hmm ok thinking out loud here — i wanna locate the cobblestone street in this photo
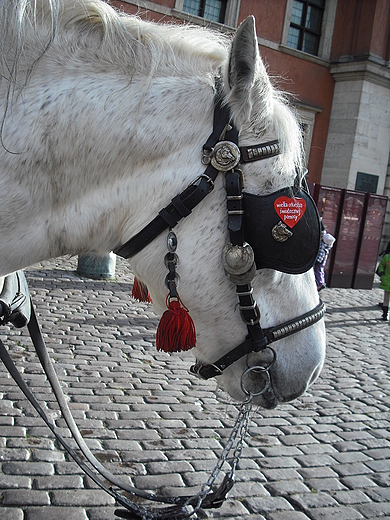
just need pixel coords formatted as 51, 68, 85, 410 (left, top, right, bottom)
0, 257, 389, 520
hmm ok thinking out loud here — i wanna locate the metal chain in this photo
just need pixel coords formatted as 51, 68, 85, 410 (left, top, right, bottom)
185, 396, 253, 517
230, 397, 253, 473
113, 397, 254, 520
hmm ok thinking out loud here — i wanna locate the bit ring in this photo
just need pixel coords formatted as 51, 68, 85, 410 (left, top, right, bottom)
240, 365, 271, 397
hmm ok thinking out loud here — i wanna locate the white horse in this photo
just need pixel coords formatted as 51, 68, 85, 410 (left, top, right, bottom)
0, 0, 325, 408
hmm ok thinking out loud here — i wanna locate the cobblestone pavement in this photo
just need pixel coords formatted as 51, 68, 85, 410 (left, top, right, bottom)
0, 257, 389, 520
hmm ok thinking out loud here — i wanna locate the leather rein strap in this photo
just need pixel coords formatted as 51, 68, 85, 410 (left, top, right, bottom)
0, 275, 238, 519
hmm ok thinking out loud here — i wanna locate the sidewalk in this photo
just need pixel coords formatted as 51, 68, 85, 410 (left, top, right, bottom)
0, 257, 389, 520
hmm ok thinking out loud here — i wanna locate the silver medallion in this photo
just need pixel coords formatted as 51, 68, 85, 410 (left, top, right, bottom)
222, 242, 255, 275
210, 141, 240, 171
166, 231, 177, 252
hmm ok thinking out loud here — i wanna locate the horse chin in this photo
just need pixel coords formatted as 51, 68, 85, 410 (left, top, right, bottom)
219, 377, 279, 409
218, 356, 324, 409
252, 386, 279, 409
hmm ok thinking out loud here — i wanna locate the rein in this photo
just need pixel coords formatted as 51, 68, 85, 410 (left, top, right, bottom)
0, 272, 252, 519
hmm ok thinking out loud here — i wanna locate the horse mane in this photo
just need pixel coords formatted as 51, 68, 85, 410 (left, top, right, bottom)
0, 0, 230, 84
0, 0, 303, 175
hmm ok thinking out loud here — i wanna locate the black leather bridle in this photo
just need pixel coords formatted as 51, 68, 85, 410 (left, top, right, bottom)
114, 92, 325, 390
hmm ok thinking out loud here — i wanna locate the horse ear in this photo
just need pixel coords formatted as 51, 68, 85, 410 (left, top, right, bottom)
228, 16, 259, 95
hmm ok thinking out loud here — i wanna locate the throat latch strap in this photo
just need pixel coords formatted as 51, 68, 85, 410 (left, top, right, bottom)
114, 94, 281, 260
114, 165, 218, 259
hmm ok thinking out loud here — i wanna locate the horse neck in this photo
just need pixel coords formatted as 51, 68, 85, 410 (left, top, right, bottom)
0, 68, 216, 275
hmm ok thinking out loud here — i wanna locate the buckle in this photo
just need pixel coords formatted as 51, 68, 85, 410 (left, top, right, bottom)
192, 173, 215, 190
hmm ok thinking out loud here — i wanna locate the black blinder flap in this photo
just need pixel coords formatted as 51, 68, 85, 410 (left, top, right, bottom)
243, 187, 321, 274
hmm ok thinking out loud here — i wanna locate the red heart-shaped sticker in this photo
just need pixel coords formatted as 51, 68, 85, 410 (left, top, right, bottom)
274, 196, 306, 228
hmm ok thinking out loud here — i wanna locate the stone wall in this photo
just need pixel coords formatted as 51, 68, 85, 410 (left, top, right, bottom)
322, 60, 390, 193
321, 59, 390, 250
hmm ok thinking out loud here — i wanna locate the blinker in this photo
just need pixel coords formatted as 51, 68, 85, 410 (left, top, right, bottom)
243, 186, 321, 275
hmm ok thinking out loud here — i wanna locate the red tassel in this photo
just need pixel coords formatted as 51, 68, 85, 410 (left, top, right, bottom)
132, 277, 152, 303
156, 296, 196, 353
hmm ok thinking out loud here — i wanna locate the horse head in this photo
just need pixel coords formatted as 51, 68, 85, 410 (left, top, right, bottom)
125, 16, 326, 408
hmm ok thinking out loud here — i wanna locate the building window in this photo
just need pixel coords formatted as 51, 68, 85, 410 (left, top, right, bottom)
182, 0, 227, 24
287, 0, 325, 56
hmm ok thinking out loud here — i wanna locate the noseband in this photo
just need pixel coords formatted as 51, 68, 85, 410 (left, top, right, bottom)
114, 92, 325, 393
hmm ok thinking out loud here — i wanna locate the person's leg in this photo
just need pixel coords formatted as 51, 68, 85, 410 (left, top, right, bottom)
318, 264, 326, 290
382, 291, 390, 320
314, 263, 322, 290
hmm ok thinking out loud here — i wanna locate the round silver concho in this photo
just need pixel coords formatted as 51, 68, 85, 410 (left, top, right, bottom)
166, 231, 178, 252
222, 242, 255, 276
210, 141, 240, 172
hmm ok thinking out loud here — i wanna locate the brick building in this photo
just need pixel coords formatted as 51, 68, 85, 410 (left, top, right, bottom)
111, 0, 390, 242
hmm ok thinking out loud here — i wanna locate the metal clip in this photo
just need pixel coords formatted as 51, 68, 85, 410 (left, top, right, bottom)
219, 123, 233, 141
201, 148, 212, 165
